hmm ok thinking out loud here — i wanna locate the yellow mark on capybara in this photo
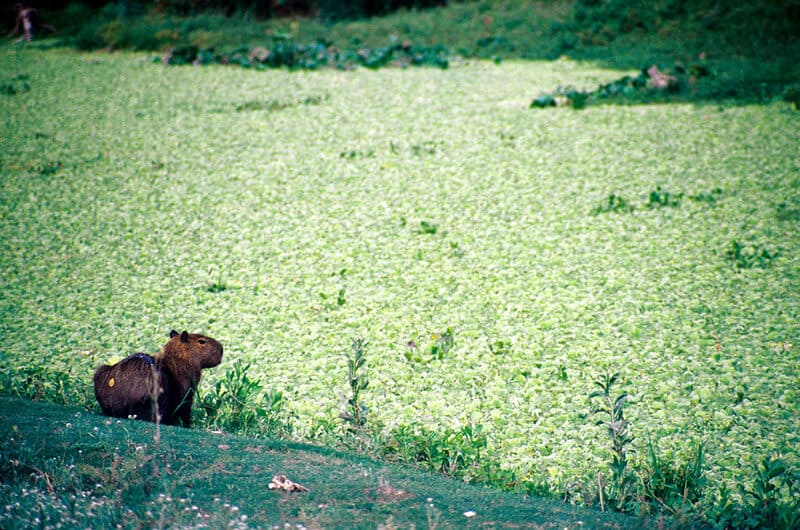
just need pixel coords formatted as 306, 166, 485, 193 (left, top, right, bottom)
108, 378, 115, 388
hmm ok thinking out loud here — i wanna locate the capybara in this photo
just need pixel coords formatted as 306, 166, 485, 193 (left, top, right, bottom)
93, 330, 223, 426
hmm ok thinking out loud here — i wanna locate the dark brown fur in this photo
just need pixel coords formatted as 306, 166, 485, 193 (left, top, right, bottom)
93, 330, 223, 426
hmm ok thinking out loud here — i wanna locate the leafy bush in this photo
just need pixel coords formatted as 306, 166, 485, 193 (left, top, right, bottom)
737, 454, 800, 530
157, 39, 450, 70
74, 20, 110, 50
0, 363, 88, 407
640, 439, 706, 519
531, 63, 712, 109
195, 360, 293, 437
381, 423, 489, 479
707, 454, 800, 529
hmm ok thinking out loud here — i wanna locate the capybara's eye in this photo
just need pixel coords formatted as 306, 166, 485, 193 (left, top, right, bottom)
198, 339, 206, 344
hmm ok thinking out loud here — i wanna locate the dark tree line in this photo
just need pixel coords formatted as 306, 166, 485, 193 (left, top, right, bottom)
2, 0, 448, 20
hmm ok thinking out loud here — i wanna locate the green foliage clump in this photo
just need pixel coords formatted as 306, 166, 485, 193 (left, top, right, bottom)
0, 74, 30, 96
776, 198, 800, 221
75, 15, 179, 51
530, 94, 556, 108
640, 439, 706, 520
592, 193, 634, 214
157, 39, 449, 70
488, 338, 512, 356
531, 63, 713, 109
593, 188, 724, 214
737, 454, 800, 530
725, 240, 778, 270
688, 188, 723, 205
706, 453, 800, 530
195, 360, 293, 437
585, 375, 710, 521
382, 423, 489, 478
427, 327, 454, 359
0, 363, 88, 407
646, 187, 683, 209
417, 220, 439, 234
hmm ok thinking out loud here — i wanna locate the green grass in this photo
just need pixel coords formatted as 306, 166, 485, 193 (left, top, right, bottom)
0, 26, 799, 525
0, 395, 644, 528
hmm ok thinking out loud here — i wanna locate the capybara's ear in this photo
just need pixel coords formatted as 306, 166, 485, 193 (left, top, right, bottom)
170, 330, 179, 338
180, 331, 189, 343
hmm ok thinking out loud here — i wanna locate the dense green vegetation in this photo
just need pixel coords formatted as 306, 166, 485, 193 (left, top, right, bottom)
2, 0, 799, 527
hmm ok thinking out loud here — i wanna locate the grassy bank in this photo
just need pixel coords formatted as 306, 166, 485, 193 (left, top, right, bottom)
0, 396, 646, 528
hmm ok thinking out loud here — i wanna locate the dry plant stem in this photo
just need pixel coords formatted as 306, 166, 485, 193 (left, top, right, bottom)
597, 473, 605, 512
151, 364, 161, 445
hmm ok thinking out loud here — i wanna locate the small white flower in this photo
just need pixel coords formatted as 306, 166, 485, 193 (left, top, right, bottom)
463, 511, 477, 518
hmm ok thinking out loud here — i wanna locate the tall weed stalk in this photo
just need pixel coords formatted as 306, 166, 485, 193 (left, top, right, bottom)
340, 338, 369, 431
589, 372, 637, 512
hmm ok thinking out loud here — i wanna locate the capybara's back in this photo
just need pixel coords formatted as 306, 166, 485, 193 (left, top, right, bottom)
93, 353, 159, 422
